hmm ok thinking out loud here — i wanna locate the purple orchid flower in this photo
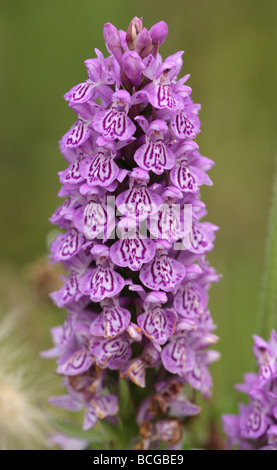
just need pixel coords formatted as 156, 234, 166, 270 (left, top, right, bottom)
45, 17, 219, 450
134, 119, 176, 175
222, 330, 277, 449
92, 90, 136, 141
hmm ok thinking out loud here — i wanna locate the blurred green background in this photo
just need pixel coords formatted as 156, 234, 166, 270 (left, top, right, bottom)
0, 0, 277, 446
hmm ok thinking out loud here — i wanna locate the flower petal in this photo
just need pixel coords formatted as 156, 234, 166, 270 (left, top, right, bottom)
171, 110, 200, 139
137, 306, 176, 344
110, 237, 156, 271
57, 349, 93, 376
92, 395, 119, 418
134, 142, 175, 175
79, 266, 125, 302
161, 336, 195, 376
90, 305, 131, 338
80, 153, 119, 187
83, 404, 98, 430
60, 119, 90, 149
139, 252, 185, 292
90, 336, 132, 369
64, 81, 94, 104
50, 228, 84, 262
92, 109, 136, 141
49, 395, 83, 412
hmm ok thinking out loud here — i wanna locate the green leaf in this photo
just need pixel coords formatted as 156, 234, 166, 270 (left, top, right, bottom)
116, 378, 139, 449
118, 377, 135, 422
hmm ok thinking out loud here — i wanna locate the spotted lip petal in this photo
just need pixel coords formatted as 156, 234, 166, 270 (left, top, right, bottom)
59, 157, 85, 185
92, 394, 119, 418
92, 98, 136, 141
185, 352, 213, 399
240, 403, 269, 440
64, 80, 95, 104
120, 358, 146, 387
110, 237, 156, 271
170, 159, 199, 193
74, 201, 115, 242
50, 228, 84, 262
79, 266, 125, 302
149, 203, 183, 243
161, 336, 195, 376
116, 184, 162, 222
184, 221, 215, 254
134, 141, 175, 175
80, 152, 119, 187
90, 305, 131, 338
171, 110, 201, 140
57, 349, 93, 376
148, 83, 184, 111
60, 119, 90, 149
90, 335, 132, 370
174, 282, 208, 319
64, 57, 103, 106
49, 197, 78, 227
85, 202, 115, 242
50, 272, 80, 308
137, 306, 176, 345
139, 252, 186, 292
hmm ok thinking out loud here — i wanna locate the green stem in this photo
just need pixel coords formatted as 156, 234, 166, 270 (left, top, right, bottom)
257, 156, 277, 338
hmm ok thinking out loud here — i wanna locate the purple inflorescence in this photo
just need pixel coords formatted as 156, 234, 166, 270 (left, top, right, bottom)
43, 17, 219, 448
222, 330, 277, 450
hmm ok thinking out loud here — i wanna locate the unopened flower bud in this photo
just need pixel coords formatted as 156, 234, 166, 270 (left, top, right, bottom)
134, 28, 152, 59
149, 21, 168, 46
122, 51, 146, 87
103, 22, 122, 65
126, 16, 143, 50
